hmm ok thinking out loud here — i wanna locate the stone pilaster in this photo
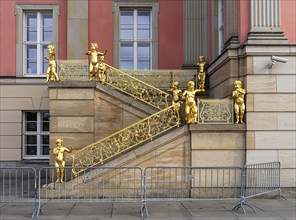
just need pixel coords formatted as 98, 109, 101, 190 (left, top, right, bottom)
247, 0, 288, 44
183, 0, 201, 68
67, 0, 88, 59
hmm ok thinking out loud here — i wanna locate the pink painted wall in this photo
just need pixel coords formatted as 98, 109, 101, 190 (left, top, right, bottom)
158, 0, 183, 69
0, 0, 67, 77
281, 0, 296, 43
238, 0, 250, 45
0, 1, 16, 76
88, 0, 113, 65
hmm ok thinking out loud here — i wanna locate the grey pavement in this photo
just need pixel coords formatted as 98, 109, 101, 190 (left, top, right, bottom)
0, 198, 295, 220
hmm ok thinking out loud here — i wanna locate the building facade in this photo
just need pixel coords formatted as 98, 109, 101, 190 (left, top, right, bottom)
0, 0, 295, 190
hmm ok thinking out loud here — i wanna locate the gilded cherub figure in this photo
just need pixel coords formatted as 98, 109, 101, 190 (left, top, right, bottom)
183, 81, 199, 124
167, 81, 182, 119
194, 55, 207, 92
44, 45, 60, 82
53, 138, 73, 183
232, 80, 246, 124
85, 43, 108, 83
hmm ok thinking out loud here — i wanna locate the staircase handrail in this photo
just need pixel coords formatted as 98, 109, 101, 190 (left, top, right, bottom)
68, 104, 180, 176
104, 64, 170, 110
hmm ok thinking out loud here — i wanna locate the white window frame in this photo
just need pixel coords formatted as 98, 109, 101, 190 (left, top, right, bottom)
120, 9, 152, 70
23, 11, 53, 77
15, 4, 59, 78
23, 111, 50, 159
113, 0, 159, 69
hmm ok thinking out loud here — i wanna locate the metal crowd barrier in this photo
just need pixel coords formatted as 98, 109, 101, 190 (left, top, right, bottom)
233, 161, 288, 213
143, 166, 243, 217
0, 167, 38, 217
0, 162, 286, 218
37, 166, 143, 218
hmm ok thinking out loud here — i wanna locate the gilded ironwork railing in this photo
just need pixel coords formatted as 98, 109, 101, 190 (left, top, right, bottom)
198, 99, 233, 124
58, 60, 89, 81
68, 105, 180, 177
122, 70, 197, 89
104, 64, 170, 110
57, 60, 197, 88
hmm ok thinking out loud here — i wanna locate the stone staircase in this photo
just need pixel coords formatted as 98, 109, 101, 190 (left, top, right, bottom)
59, 65, 185, 176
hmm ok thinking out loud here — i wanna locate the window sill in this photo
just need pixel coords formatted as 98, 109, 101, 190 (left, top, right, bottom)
22, 159, 49, 164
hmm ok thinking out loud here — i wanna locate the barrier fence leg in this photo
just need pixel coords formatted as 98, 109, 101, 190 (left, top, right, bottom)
141, 199, 148, 218
32, 173, 38, 218
233, 196, 256, 214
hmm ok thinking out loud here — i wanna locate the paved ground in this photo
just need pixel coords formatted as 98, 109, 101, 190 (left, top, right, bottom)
0, 198, 295, 219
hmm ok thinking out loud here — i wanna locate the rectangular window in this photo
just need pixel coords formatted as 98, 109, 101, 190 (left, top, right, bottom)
120, 9, 151, 70
23, 111, 50, 159
23, 12, 53, 76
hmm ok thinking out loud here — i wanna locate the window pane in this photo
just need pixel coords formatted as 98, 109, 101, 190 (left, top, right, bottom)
26, 122, 37, 131
138, 11, 150, 39
120, 43, 133, 58
42, 13, 52, 27
26, 146, 37, 156
138, 11, 150, 24
121, 61, 134, 70
138, 44, 150, 59
138, 61, 150, 70
138, 44, 150, 70
27, 45, 37, 59
25, 135, 37, 155
26, 135, 37, 145
25, 112, 37, 121
42, 28, 53, 41
26, 13, 37, 41
26, 13, 37, 27
41, 135, 49, 155
120, 11, 133, 39
121, 11, 133, 24
27, 60, 37, 74
120, 43, 134, 69
27, 27, 37, 41
138, 29, 150, 39
26, 45, 37, 74
25, 112, 37, 131
42, 13, 53, 42
42, 45, 49, 74
41, 112, 49, 131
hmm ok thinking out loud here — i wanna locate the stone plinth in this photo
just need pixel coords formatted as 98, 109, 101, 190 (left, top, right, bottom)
189, 124, 246, 167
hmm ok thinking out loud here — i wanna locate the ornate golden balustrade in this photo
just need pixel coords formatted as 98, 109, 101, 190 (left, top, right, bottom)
198, 99, 233, 124
57, 60, 197, 88
58, 60, 89, 81
104, 64, 170, 110
122, 69, 197, 89
68, 105, 180, 177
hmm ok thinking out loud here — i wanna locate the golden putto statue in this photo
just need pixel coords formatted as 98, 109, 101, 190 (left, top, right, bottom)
194, 55, 207, 92
86, 42, 108, 83
183, 81, 199, 124
167, 81, 182, 119
53, 138, 73, 183
232, 80, 246, 123
44, 44, 60, 82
